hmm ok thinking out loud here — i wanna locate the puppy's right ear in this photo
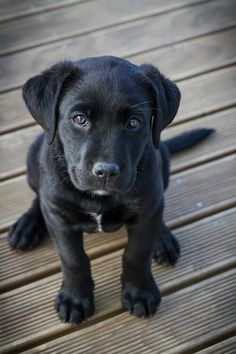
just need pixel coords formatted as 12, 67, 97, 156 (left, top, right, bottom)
139, 64, 181, 149
22, 61, 76, 144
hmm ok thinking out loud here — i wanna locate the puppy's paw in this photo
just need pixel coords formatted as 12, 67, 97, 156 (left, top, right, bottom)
8, 212, 45, 251
55, 289, 94, 325
154, 226, 180, 266
122, 281, 161, 318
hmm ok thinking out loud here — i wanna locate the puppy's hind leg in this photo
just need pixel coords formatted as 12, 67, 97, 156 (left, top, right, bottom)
8, 197, 46, 250
153, 222, 180, 266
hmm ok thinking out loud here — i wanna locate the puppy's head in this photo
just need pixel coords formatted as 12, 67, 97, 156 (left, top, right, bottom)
23, 56, 180, 195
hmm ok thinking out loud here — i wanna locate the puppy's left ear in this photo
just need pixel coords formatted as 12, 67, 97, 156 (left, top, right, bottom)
140, 64, 181, 148
22, 61, 76, 144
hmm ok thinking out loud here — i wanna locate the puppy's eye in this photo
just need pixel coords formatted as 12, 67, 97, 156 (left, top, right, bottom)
72, 113, 88, 127
127, 117, 142, 130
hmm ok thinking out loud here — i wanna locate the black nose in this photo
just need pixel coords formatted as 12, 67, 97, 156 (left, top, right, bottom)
93, 162, 120, 178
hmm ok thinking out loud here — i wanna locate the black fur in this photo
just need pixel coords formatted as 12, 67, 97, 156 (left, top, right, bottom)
8, 56, 212, 324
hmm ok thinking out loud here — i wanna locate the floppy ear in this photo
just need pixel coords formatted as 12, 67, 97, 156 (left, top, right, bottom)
140, 64, 181, 148
22, 61, 75, 144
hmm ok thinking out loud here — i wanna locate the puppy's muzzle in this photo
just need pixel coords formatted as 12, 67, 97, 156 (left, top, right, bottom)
92, 162, 120, 179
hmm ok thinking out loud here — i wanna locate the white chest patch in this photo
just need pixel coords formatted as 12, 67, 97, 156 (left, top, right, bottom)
89, 213, 103, 232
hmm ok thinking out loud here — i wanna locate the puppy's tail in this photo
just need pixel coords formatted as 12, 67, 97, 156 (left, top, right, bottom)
164, 128, 215, 155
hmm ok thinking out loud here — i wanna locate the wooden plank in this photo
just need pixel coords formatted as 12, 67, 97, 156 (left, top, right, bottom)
163, 107, 236, 172
0, 155, 235, 231
0, 1, 235, 352
1, 104, 236, 181
164, 155, 236, 227
0, 228, 127, 293
1, 29, 236, 134
0, 176, 34, 231
0, 125, 41, 180
132, 27, 236, 80
1, 0, 236, 92
0, 89, 33, 133
1, 259, 235, 353
0, 0, 205, 55
0, 0, 86, 22
22, 270, 236, 354
176, 66, 236, 123
196, 336, 236, 354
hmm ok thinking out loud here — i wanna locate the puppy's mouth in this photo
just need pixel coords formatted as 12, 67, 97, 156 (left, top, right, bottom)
70, 166, 135, 195
89, 189, 112, 196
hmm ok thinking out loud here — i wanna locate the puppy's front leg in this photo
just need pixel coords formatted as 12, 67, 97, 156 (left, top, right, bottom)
122, 209, 162, 318
41, 203, 94, 325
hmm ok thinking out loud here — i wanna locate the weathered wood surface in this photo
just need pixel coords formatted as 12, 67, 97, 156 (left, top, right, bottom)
1, 0, 236, 92
0, 0, 86, 22
1, 28, 236, 133
13, 270, 236, 354
197, 337, 236, 354
0, 0, 205, 55
0, 0, 235, 353
1, 210, 235, 353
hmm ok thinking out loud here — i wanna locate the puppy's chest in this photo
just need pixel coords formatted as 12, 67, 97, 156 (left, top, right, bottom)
84, 209, 126, 233
54, 195, 137, 233
88, 212, 103, 233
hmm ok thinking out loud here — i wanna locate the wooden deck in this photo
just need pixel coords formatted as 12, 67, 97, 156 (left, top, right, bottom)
0, 0, 236, 353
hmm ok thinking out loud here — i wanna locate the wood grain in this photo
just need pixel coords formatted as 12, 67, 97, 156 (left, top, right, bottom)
1, 1, 235, 352
164, 106, 236, 172
1, 0, 236, 92
176, 66, 236, 123
1, 266, 235, 353
0, 228, 127, 293
1, 29, 236, 134
132, 27, 236, 80
165, 155, 236, 227
0, 125, 41, 180
0, 0, 205, 55
0, 89, 33, 133
196, 336, 236, 354
0, 0, 86, 22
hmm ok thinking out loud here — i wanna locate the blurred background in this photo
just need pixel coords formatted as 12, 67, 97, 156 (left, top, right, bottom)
0, 0, 236, 353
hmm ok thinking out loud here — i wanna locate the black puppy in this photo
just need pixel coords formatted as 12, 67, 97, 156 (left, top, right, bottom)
8, 56, 213, 324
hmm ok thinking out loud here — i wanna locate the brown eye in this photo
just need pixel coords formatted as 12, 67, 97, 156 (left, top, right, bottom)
72, 113, 88, 127
127, 117, 141, 130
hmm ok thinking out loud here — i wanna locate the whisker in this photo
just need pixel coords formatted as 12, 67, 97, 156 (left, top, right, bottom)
130, 100, 154, 108
132, 107, 161, 114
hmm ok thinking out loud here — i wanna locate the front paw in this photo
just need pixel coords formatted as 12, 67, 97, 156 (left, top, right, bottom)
55, 288, 94, 325
122, 280, 161, 318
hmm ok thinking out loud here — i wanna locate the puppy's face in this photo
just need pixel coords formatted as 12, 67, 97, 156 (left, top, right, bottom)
22, 56, 180, 195
58, 62, 152, 195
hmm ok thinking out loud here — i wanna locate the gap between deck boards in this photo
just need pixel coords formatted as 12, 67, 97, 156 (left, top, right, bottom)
0, 0, 214, 56
1, 26, 236, 134
1, 268, 235, 354
1, 1, 235, 353
0, 0, 90, 23
1, 0, 236, 93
